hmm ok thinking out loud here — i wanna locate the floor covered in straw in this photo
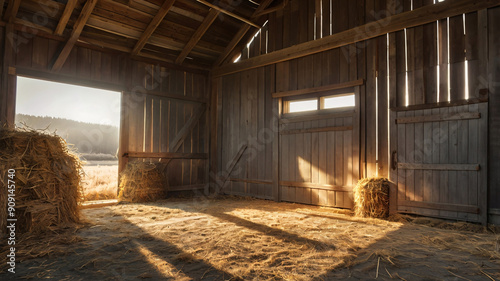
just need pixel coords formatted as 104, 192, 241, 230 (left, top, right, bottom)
2, 197, 499, 280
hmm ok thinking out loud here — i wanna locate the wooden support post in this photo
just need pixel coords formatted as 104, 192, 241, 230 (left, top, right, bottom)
51, 0, 97, 72
132, 0, 176, 56
54, 0, 77, 36
176, 8, 219, 65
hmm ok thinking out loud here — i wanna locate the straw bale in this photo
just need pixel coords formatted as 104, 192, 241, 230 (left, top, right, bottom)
353, 177, 390, 218
0, 128, 83, 235
118, 161, 167, 202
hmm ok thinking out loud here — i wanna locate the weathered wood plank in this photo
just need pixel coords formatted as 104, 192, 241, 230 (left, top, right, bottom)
398, 200, 480, 214
220, 144, 248, 192
132, 0, 175, 55
280, 125, 352, 135
54, 0, 77, 36
3, 0, 20, 22
176, 8, 219, 65
125, 152, 208, 159
405, 111, 415, 201
391, 95, 488, 111
449, 15, 465, 102
229, 178, 272, 185
272, 79, 363, 98
278, 181, 353, 192
51, 0, 98, 71
396, 112, 480, 123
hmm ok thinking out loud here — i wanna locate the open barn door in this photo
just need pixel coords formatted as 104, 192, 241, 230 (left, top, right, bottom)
391, 102, 488, 224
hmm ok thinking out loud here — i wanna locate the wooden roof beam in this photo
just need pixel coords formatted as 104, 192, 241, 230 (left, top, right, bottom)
51, 0, 98, 72
3, 0, 21, 22
252, 0, 288, 18
54, 0, 77, 36
0, 0, 5, 19
195, 0, 260, 28
131, 0, 176, 56
213, 0, 500, 77
213, 0, 274, 67
175, 8, 219, 65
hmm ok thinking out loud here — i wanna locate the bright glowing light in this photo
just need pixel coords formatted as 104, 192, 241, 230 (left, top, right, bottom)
323, 94, 355, 109
16, 76, 121, 127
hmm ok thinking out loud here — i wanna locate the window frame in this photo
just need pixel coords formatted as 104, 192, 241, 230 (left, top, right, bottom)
283, 90, 356, 116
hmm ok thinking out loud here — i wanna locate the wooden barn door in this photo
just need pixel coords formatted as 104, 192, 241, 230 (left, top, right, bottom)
392, 102, 488, 224
278, 89, 360, 208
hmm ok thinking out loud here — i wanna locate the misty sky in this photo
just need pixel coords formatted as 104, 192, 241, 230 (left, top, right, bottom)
16, 77, 121, 127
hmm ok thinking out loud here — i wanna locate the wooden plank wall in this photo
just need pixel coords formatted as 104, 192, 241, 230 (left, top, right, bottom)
13, 32, 128, 88
1, 30, 210, 191
218, 66, 274, 199
488, 6, 500, 223
124, 65, 208, 189
0, 25, 5, 125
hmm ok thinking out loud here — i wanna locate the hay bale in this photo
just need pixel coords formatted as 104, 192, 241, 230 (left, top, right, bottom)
353, 177, 390, 218
0, 129, 83, 235
118, 161, 167, 202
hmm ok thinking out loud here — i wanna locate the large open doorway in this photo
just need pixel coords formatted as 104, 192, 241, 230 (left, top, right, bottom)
15, 76, 122, 202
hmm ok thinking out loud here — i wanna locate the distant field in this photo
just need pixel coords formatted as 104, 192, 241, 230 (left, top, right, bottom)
82, 164, 118, 201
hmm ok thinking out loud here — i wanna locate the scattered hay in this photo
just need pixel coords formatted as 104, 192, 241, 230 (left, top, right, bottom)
118, 161, 167, 202
353, 177, 390, 219
0, 128, 83, 235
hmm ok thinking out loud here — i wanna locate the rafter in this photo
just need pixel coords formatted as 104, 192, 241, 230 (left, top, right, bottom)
3, 0, 21, 22
195, 0, 260, 28
252, 0, 288, 18
213, 0, 500, 77
54, 0, 77, 36
132, 0, 176, 56
175, 8, 219, 65
51, 0, 98, 72
213, 0, 274, 66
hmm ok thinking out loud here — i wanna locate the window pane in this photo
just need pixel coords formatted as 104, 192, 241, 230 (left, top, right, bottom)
289, 99, 318, 113
323, 94, 355, 109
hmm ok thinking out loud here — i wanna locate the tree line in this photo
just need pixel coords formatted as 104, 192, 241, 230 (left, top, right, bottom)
16, 114, 119, 156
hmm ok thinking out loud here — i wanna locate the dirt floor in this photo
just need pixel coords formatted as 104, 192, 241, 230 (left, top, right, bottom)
1, 197, 499, 280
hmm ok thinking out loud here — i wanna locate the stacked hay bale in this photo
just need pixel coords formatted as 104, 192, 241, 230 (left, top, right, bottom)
118, 161, 167, 202
353, 177, 390, 219
0, 129, 83, 234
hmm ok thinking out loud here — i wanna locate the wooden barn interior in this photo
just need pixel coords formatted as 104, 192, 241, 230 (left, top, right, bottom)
1, 0, 500, 279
